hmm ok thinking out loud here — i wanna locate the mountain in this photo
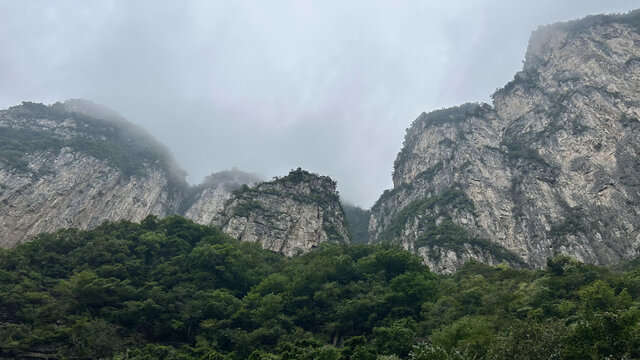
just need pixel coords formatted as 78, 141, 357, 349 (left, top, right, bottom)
0, 100, 187, 247
4, 11, 640, 272
0, 101, 347, 254
214, 168, 350, 256
370, 11, 640, 273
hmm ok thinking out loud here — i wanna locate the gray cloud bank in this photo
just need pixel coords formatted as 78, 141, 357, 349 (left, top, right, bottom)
1, 0, 638, 207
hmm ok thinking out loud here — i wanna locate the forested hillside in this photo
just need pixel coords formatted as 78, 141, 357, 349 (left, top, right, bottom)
1, 217, 638, 359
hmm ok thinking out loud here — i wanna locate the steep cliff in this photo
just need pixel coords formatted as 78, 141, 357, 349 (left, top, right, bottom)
0, 100, 187, 247
215, 168, 350, 256
370, 11, 640, 273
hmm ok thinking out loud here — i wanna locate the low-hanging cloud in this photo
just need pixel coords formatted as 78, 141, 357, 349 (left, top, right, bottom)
1, 0, 638, 207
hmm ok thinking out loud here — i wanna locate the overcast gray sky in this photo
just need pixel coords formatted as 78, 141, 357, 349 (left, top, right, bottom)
1, 1, 638, 207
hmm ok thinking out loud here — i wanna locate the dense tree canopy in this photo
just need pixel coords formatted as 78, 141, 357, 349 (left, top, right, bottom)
0, 216, 638, 359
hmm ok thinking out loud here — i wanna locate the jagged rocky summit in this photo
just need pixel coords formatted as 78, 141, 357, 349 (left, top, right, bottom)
0, 100, 348, 256
214, 169, 350, 256
370, 11, 640, 273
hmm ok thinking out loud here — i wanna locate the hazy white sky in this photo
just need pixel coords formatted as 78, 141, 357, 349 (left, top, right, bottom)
1, 0, 638, 207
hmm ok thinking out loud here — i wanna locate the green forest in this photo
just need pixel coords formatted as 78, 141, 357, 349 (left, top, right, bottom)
1, 216, 638, 359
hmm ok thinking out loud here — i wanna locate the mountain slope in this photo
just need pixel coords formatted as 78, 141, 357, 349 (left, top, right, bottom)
0, 104, 350, 255
0, 100, 187, 247
370, 11, 640, 273
215, 168, 350, 256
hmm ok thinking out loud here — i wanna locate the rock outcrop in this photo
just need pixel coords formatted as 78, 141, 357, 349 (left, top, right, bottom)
0, 101, 187, 247
0, 102, 349, 255
215, 169, 350, 256
183, 169, 262, 224
370, 11, 640, 273
342, 203, 371, 244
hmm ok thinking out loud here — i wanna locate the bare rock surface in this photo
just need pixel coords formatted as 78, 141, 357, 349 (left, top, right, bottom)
183, 169, 262, 225
214, 169, 350, 256
0, 100, 186, 247
0, 103, 349, 255
370, 11, 640, 273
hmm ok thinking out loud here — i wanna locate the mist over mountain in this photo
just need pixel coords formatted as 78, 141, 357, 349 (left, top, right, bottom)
3, 1, 639, 208
0, 100, 349, 254
4, 8, 640, 270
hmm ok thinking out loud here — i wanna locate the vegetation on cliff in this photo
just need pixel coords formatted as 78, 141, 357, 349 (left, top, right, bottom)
229, 168, 341, 209
0, 101, 186, 185
1, 217, 638, 359
342, 204, 371, 244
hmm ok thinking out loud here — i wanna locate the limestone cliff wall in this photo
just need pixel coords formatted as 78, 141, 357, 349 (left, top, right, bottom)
0, 150, 181, 247
0, 103, 349, 256
371, 11, 640, 273
0, 101, 185, 247
215, 169, 350, 256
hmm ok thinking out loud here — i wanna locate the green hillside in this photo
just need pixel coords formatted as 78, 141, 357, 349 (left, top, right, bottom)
0, 216, 638, 359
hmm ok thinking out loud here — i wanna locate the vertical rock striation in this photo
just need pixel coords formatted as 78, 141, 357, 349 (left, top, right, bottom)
0, 100, 187, 247
370, 11, 640, 273
214, 169, 351, 256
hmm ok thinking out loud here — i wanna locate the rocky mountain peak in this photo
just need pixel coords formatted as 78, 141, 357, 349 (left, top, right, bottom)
1, 100, 187, 185
214, 168, 350, 256
371, 11, 640, 273
0, 100, 187, 247
1, 103, 351, 256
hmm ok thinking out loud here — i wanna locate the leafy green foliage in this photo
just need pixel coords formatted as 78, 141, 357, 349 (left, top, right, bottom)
1, 217, 639, 359
501, 140, 547, 167
375, 188, 523, 266
415, 162, 444, 182
551, 9, 640, 35
233, 200, 265, 218
417, 104, 481, 129
548, 207, 588, 238
376, 187, 474, 242
322, 222, 344, 241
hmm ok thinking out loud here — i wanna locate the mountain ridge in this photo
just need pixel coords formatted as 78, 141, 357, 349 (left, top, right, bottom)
3, 10, 640, 272
0, 100, 349, 254
370, 9, 640, 272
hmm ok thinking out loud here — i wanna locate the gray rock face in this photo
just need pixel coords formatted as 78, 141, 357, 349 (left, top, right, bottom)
370, 11, 640, 273
0, 101, 186, 247
215, 169, 350, 256
0, 103, 349, 255
183, 169, 262, 224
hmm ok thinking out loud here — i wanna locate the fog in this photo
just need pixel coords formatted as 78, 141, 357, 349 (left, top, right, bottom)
1, 0, 638, 207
